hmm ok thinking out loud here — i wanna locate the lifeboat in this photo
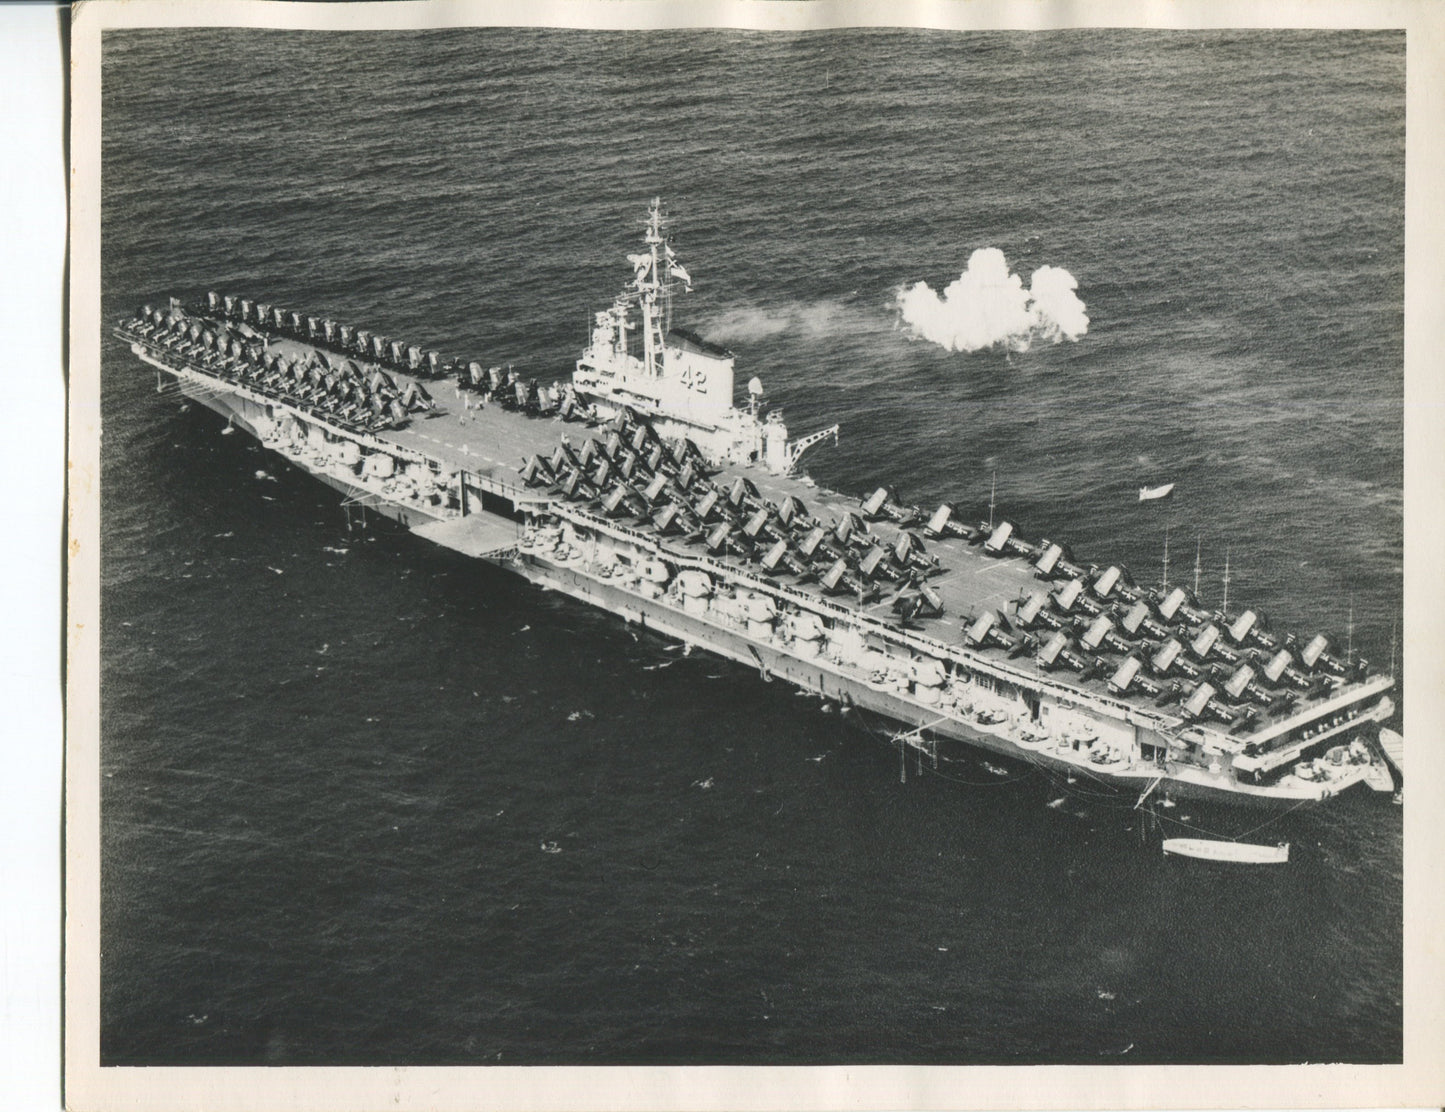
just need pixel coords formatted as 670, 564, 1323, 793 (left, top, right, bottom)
1163, 839, 1289, 864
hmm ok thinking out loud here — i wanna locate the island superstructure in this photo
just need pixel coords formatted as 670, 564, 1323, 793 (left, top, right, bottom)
114, 199, 1398, 808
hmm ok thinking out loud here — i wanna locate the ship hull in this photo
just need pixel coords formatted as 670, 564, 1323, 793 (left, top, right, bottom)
499, 553, 1355, 810
125, 327, 1392, 813
164, 368, 1327, 809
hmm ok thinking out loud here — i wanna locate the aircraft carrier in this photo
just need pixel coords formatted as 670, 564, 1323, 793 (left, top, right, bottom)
114, 200, 1399, 809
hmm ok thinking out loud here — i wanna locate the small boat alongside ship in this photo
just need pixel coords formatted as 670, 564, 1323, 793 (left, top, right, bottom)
114, 199, 1400, 811
1163, 838, 1290, 864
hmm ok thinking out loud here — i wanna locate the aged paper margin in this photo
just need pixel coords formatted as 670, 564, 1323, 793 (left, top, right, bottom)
63, 1, 1445, 1109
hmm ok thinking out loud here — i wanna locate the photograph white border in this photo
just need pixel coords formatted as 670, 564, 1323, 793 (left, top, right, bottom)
63, 2, 1445, 1109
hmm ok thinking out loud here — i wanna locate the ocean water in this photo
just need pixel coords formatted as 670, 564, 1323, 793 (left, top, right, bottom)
97, 28, 1404, 1065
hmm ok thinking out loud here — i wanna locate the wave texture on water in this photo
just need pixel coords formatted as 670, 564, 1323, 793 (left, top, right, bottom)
98, 26, 1403, 1067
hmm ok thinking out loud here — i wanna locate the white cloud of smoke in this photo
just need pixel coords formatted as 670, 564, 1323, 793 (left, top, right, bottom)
702, 299, 869, 343
896, 248, 1089, 354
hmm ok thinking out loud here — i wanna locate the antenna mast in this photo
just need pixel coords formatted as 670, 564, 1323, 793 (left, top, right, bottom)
988, 471, 997, 531
1193, 536, 1202, 600
1162, 521, 1171, 589
640, 197, 668, 378
1346, 595, 1355, 666
1221, 546, 1231, 615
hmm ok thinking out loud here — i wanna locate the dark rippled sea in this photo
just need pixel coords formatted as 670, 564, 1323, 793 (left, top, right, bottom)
98, 27, 1404, 1065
